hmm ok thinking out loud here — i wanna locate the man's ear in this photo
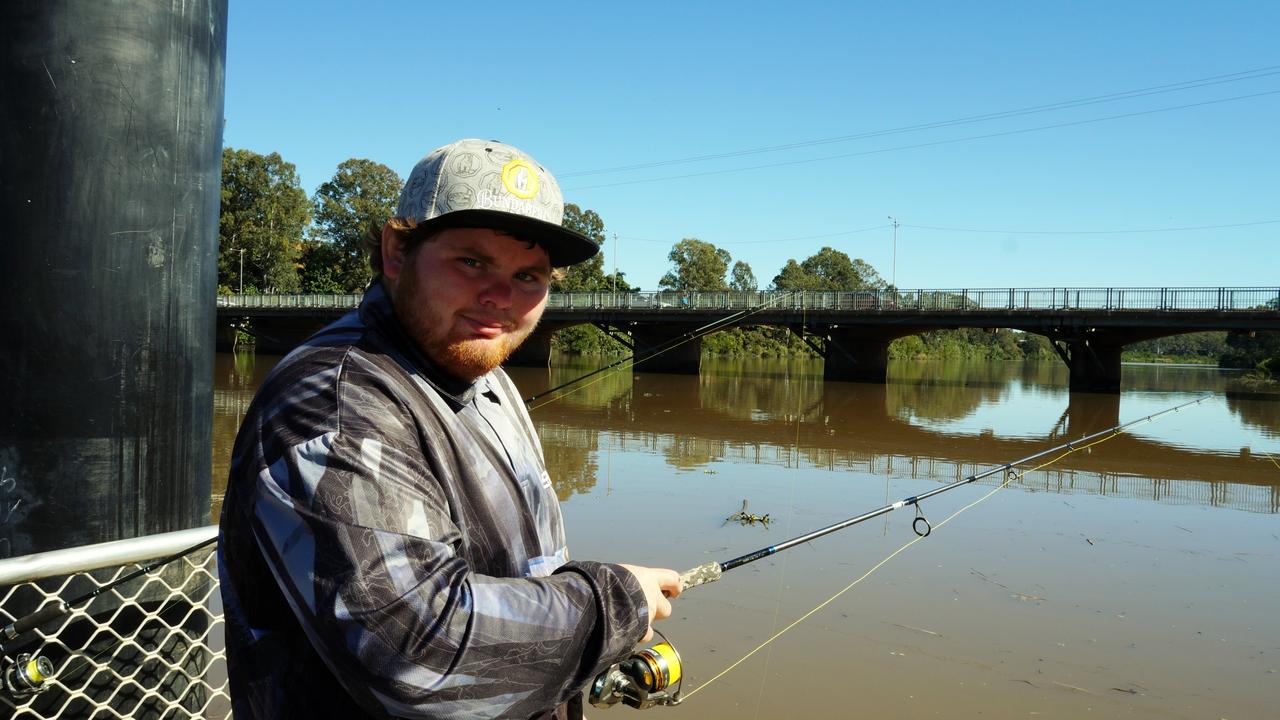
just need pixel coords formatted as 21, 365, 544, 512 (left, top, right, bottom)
381, 224, 407, 281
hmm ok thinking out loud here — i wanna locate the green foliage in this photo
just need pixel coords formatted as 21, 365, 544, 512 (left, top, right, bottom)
1221, 330, 1280, 369
552, 204, 631, 291
771, 247, 886, 291
307, 158, 402, 292
659, 238, 731, 291
219, 148, 311, 293
552, 324, 629, 355
1122, 332, 1227, 363
701, 326, 816, 358
889, 329, 1055, 361
729, 261, 758, 291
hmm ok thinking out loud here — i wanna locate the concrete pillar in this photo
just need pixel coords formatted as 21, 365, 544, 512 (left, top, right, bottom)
1065, 337, 1125, 393
630, 324, 702, 375
506, 326, 556, 367
823, 328, 913, 383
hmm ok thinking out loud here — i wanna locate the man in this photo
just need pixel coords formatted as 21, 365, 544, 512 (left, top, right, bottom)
218, 139, 682, 719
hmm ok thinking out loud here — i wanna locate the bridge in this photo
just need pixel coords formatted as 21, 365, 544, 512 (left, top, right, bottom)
216, 286, 1280, 392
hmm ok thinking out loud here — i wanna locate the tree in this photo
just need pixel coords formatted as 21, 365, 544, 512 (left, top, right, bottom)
730, 261, 758, 292
659, 238, 731, 291
306, 159, 402, 292
552, 204, 632, 292
219, 148, 311, 293
771, 247, 886, 291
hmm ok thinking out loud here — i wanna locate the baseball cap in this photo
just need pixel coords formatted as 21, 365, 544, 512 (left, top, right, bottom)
395, 139, 599, 267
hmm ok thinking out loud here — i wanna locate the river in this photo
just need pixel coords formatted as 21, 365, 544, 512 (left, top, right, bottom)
212, 353, 1280, 719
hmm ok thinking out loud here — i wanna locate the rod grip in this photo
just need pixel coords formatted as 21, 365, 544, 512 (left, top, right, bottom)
3, 601, 68, 640
679, 562, 723, 591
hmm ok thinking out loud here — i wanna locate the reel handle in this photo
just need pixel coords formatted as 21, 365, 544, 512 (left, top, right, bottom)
678, 562, 723, 591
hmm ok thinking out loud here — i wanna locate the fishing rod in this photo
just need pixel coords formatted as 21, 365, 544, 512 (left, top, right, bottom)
588, 394, 1212, 710
0, 536, 218, 697
677, 394, 1212, 591
524, 291, 798, 407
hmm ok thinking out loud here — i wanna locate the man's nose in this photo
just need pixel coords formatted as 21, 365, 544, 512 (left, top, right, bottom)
477, 275, 513, 309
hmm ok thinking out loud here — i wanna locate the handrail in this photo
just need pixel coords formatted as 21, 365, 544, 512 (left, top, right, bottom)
0, 525, 218, 586
216, 287, 1280, 313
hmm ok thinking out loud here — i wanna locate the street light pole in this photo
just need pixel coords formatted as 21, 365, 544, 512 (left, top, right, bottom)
887, 216, 899, 288
238, 247, 245, 294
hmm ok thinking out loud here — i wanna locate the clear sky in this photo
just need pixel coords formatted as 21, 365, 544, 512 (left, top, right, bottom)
224, 1, 1278, 292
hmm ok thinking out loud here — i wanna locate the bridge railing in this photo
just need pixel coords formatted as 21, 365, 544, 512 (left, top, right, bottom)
217, 288, 1280, 313
543, 287, 1280, 312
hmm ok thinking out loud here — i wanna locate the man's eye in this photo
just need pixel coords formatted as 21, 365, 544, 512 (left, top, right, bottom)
459, 257, 480, 268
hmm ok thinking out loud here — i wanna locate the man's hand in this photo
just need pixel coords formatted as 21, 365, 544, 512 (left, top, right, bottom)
618, 564, 682, 642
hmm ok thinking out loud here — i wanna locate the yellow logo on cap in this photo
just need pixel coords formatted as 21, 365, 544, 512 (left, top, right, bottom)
501, 159, 540, 200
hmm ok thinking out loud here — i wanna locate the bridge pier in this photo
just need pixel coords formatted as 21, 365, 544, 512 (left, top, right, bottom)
822, 327, 914, 383
631, 324, 702, 375
1039, 329, 1136, 394
506, 326, 556, 367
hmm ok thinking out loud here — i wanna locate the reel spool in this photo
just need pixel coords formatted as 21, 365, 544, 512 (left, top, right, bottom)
589, 633, 683, 710
2, 653, 53, 699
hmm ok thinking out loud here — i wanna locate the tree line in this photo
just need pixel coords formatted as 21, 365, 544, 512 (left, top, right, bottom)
217, 148, 1277, 378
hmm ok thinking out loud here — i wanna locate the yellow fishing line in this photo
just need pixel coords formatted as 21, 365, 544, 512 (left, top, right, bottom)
683, 430, 1123, 701
1263, 451, 1280, 471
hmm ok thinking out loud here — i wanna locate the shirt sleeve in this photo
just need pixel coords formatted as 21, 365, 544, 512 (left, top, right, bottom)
242, 358, 649, 718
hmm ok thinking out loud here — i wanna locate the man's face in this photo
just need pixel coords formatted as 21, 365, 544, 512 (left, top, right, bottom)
383, 227, 551, 380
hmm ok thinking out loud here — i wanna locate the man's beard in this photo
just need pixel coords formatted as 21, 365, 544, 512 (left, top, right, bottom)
392, 271, 537, 381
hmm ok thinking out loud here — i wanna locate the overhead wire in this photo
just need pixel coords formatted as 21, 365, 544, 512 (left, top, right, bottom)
564, 89, 1280, 192
561, 64, 1280, 179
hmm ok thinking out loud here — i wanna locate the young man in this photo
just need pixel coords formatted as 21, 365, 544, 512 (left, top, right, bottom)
218, 139, 681, 719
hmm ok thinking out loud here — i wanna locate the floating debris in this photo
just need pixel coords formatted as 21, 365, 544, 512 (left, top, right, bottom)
726, 499, 771, 526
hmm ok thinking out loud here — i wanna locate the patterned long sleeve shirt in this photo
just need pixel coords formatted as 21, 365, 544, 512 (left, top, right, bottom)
218, 282, 649, 719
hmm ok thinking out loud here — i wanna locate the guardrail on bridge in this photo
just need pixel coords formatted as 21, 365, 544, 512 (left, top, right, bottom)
217, 287, 1280, 313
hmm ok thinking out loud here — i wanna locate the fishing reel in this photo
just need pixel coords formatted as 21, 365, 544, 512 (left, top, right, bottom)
1, 652, 53, 699
589, 632, 684, 710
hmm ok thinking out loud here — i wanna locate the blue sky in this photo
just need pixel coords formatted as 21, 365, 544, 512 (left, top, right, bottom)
224, 2, 1278, 291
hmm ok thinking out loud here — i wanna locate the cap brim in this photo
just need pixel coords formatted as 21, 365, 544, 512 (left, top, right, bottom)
417, 209, 600, 267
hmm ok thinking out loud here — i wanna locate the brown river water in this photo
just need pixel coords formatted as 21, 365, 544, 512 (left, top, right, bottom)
212, 353, 1280, 719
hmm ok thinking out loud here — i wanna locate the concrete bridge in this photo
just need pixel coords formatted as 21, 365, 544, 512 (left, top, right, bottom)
217, 286, 1280, 392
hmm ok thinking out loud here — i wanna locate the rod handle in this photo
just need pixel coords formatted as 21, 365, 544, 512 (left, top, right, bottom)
679, 562, 723, 591
2, 601, 68, 640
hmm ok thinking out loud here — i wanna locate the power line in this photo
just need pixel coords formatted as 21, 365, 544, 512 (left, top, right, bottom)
617, 223, 890, 245
564, 89, 1280, 192
904, 219, 1280, 235
560, 65, 1280, 178
616, 218, 1276, 250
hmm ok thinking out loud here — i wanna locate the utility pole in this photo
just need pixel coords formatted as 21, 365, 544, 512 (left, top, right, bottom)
612, 232, 618, 294
887, 216, 899, 288
238, 247, 245, 294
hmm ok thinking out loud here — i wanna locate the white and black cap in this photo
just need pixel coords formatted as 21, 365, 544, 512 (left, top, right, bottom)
395, 139, 598, 267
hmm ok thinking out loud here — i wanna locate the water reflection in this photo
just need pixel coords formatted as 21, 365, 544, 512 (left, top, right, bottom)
214, 356, 1280, 518
513, 359, 1280, 515
211, 353, 1280, 719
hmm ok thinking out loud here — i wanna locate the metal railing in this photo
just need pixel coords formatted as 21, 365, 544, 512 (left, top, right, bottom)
217, 287, 1280, 313
0, 527, 227, 719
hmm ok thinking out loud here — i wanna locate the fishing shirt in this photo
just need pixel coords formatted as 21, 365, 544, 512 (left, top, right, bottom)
217, 281, 649, 719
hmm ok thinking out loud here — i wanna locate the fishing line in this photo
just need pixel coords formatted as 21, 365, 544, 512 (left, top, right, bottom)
678, 396, 1212, 702
684, 426, 1127, 701
524, 291, 798, 411
749, 306, 809, 720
